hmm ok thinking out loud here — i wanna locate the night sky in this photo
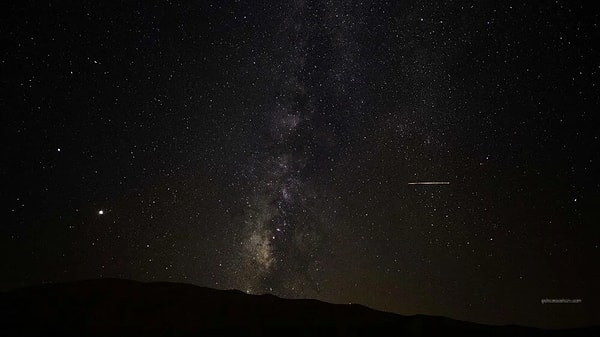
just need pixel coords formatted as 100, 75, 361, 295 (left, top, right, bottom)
2, 0, 599, 329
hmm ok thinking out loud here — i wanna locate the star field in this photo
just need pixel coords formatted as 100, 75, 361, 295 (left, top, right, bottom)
2, 0, 599, 329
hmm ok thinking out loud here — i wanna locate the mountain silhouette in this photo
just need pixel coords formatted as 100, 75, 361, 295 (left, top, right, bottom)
1, 279, 596, 336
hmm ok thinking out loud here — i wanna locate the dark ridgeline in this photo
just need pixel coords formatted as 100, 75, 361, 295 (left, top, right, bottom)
1, 279, 596, 336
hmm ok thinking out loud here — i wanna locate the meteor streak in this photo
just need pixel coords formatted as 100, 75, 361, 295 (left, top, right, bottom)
408, 181, 450, 185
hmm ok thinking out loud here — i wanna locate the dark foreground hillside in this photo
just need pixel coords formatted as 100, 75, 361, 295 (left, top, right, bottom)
1, 279, 596, 336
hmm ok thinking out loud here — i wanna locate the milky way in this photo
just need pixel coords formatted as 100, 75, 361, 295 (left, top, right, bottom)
237, 0, 321, 293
